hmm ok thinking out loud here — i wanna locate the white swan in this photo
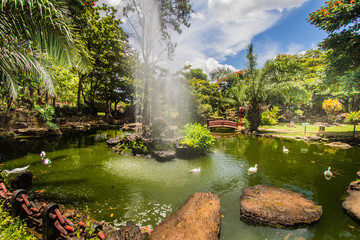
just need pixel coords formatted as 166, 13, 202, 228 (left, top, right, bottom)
324, 167, 333, 180
247, 164, 258, 175
2, 165, 30, 175
189, 167, 201, 173
283, 146, 289, 154
43, 158, 51, 165
40, 151, 46, 159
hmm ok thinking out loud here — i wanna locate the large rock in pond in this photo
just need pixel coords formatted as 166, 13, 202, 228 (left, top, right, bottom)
342, 180, 360, 221
240, 185, 322, 227
175, 145, 205, 159
151, 150, 176, 162
106, 221, 148, 240
325, 141, 352, 149
151, 191, 221, 240
10, 170, 33, 189
106, 136, 121, 146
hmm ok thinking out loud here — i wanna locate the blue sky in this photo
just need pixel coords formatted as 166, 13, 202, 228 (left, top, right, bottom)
225, 0, 328, 69
169, 0, 328, 74
102, 0, 328, 74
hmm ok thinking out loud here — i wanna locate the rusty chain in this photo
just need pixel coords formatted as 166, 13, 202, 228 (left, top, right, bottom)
0, 180, 106, 240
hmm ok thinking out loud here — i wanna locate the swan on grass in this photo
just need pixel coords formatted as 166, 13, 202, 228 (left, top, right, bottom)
2, 165, 30, 175
283, 146, 289, 154
324, 167, 333, 180
189, 167, 201, 173
43, 158, 52, 165
247, 164, 257, 175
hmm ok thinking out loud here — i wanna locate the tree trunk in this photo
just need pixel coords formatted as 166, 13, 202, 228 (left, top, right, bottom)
353, 124, 356, 137
77, 74, 86, 111
247, 102, 262, 132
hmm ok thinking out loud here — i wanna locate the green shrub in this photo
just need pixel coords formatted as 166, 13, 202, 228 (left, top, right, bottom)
35, 104, 58, 130
344, 111, 360, 136
344, 111, 360, 124
178, 123, 215, 151
240, 118, 250, 128
295, 109, 304, 118
0, 203, 37, 240
261, 106, 283, 125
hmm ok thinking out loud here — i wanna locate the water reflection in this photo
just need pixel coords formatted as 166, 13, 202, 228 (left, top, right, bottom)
0, 130, 360, 239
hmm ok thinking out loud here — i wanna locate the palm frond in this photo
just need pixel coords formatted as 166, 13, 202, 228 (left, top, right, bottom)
209, 66, 234, 81
0, 0, 80, 97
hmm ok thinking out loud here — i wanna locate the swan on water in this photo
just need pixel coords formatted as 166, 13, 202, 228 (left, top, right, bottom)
283, 146, 289, 153
2, 165, 30, 175
189, 167, 201, 173
247, 164, 257, 175
324, 167, 333, 180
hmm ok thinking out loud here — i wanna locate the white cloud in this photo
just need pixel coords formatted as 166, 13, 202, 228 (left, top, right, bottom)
185, 57, 237, 76
98, 0, 310, 72
190, 12, 206, 21
257, 42, 280, 66
171, 0, 309, 72
286, 43, 305, 55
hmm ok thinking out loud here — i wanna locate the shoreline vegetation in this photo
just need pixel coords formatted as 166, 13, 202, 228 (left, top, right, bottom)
1, 115, 360, 146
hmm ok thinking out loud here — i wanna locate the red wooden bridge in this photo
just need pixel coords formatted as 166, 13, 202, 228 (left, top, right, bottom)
207, 119, 239, 130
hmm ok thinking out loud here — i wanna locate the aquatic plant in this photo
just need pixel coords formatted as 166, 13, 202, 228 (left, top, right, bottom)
178, 123, 214, 152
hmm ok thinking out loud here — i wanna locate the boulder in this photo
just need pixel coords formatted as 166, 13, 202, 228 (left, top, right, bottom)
240, 185, 322, 227
151, 150, 176, 162
175, 145, 205, 159
106, 136, 122, 146
342, 180, 360, 221
305, 136, 322, 141
106, 221, 148, 240
121, 123, 141, 131
325, 142, 352, 149
10, 170, 33, 189
151, 192, 221, 240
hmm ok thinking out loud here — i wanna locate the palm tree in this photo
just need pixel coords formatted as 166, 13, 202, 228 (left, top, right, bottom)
211, 44, 266, 132
211, 44, 309, 132
0, 0, 77, 100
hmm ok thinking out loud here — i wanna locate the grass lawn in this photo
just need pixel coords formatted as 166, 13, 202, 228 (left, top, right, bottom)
258, 123, 359, 138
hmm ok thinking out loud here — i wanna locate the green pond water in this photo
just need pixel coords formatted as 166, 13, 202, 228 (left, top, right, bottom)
1, 129, 360, 239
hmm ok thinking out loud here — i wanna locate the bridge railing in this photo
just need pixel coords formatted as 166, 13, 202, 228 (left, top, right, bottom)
207, 119, 238, 129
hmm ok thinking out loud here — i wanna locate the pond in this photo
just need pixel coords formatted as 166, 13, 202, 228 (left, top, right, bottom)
0, 129, 360, 239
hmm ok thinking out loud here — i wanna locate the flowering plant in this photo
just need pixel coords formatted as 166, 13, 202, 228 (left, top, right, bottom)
344, 111, 360, 124
261, 106, 284, 125
322, 99, 342, 116
344, 111, 360, 136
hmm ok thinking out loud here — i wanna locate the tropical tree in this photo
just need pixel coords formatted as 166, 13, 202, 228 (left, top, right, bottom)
308, 1, 360, 112
261, 54, 308, 115
82, 4, 134, 112
344, 110, 360, 136
211, 44, 267, 132
184, 68, 221, 120
308, 0, 360, 73
0, 0, 77, 105
243, 44, 266, 132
